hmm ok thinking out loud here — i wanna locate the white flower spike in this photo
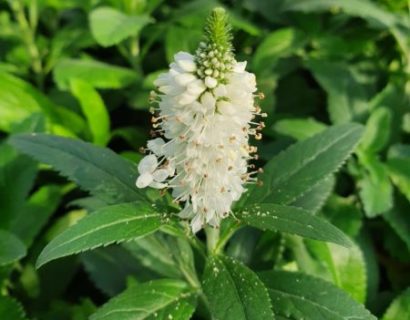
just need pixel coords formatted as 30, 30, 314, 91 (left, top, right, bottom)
136, 8, 265, 232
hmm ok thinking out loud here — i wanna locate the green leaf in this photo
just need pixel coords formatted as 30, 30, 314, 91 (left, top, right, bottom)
0, 143, 37, 228
0, 296, 26, 320
323, 195, 362, 238
36, 202, 162, 268
387, 158, 410, 201
81, 245, 160, 297
53, 59, 138, 90
360, 107, 392, 153
70, 79, 110, 146
382, 288, 410, 320
281, 0, 403, 29
244, 123, 363, 206
124, 234, 182, 279
305, 60, 368, 124
259, 270, 376, 320
291, 175, 335, 213
358, 154, 393, 217
273, 118, 327, 141
202, 255, 274, 320
252, 28, 306, 74
9, 133, 147, 204
0, 230, 26, 266
90, 279, 197, 320
0, 72, 84, 135
238, 203, 351, 247
10, 185, 62, 246
383, 195, 410, 251
89, 7, 152, 47
305, 241, 367, 303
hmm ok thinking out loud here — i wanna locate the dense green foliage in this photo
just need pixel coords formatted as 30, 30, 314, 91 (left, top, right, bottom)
0, 0, 409, 319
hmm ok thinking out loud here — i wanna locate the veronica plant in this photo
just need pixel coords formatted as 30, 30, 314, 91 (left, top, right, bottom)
9, 8, 376, 320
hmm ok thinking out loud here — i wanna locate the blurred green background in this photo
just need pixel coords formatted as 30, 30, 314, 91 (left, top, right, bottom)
0, 0, 409, 319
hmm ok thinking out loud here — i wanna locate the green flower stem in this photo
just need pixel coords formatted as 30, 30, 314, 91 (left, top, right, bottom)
205, 226, 220, 253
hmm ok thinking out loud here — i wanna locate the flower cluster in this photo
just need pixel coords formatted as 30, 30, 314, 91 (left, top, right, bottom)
136, 8, 265, 232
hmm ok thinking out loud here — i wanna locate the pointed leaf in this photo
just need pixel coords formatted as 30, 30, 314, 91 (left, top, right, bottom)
382, 288, 410, 320
53, 59, 138, 90
36, 202, 162, 268
9, 134, 147, 204
70, 79, 110, 146
238, 203, 351, 247
90, 7, 152, 47
259, 271, 376, 320
202, 255, 274, 320
245, 123, 363, 206
291, 175, 335, 213
90, 279, 197, 320
0, 230, 26, 266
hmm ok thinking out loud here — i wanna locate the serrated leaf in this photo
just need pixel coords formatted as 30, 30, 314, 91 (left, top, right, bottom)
90, 279, 197, 320
9, 133, 147, 204
291, 175, 335, 213
36, 202, 162, 268
53, 59, 138, 90
358, 154, 393, 217
259, 270, 376, 320
244, 123, 363, 206
0, 230, 26, 266
238, 203, 351, 247
70, 79, 110, 146
203, 255, 274, 320
0, 296, 26, 320
89, 7, 152, 47
382, 288, 410, 320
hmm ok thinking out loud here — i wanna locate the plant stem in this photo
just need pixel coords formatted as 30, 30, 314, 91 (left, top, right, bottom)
9, 0, 44, 89
205, 227, 220, 253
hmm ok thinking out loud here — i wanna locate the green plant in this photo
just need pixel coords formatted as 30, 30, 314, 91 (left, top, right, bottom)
0, 1, 409, 319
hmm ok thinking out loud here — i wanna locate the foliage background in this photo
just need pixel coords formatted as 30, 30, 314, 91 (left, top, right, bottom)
0, 0, 409, 319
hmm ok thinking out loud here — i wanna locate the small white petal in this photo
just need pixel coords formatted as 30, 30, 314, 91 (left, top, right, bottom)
136, 172, 153, 188
205, 76, 218, 88
186, 79, 206, 95
218, 101, 235, 115
174, 73, 196, 86
178, 93, 197, 105
137, 154, 158, 174
152, 169, 169, 182
201, 92, 216, 110
178, 204, 195, 219
191, 214, 203, 233
175, 51, 197, 72
149, 181, 167, 189
233, 61, 247, 72
147, 138, 165, 156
